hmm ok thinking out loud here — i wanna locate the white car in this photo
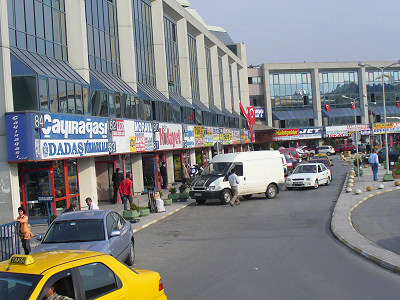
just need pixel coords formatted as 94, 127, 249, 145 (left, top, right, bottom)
286, 163, 331, 190
318, 145, 335, 156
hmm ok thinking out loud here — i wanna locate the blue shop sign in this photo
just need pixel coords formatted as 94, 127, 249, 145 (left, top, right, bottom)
5, 113, 35, 161
255, 107, 265, 119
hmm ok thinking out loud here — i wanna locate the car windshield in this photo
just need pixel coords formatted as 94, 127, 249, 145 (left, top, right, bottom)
42, 219, 105, 243
0, 272, 42, 300
311, 160, 329, 167
202, 162, 232, 176
293, 165, 317, 174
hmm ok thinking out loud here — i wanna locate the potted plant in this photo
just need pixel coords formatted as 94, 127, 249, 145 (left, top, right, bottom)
138, 206, 150, 216
123, 203, 140, 220
392, 169, 400, 179
168, 187, 179, 201
179, 183, 189, 202
393, 162, 400, 170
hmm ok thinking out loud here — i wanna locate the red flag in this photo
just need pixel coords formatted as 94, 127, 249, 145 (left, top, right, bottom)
239, 101, 255, 142
396, 101, 400, 108
351, 103, 356, 110
325, 104, 331, 111
247, 106, 256, 125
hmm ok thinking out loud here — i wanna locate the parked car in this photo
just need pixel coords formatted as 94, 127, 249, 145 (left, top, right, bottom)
279, 148, 303, 162
296, 146, 308, 159
377, 147, 398, 163
286, 163, 331, 190
32, 210, 135, 266
284, 154, 298, 173
317, 145, 335, 156
0, 251, 166, 300
335, 144, 356, 154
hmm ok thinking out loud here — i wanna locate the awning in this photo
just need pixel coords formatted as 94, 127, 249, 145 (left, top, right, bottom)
10, 48, 88, 85
232, 111, 242, 118
222, 108, 234, 117
89, 69, 137, 95
192, 100, 211, 112
322, 108, 360, 118
372, 105, 400, 115
209, 103, 225, 116
137, 82, 170, 103
273, 110, 314, 120
169, 91, 193, 108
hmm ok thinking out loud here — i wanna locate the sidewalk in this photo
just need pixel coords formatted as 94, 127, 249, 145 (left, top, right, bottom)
331, 159, 400, 273
30, 192, 195, 248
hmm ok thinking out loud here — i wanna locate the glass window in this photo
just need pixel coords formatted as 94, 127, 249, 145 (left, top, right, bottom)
53, 160, 66, 198
12, 77, 38, 111
91, 90, 109, 117
39, 78, 49, 111
58, 80, 67, 113
67, 82, 75, 114
68, 159, 79, 195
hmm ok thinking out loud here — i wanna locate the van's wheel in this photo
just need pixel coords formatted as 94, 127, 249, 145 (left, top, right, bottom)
314, 180, 319, 189
196, 198, 206, 204
243, 194, 252, 199
220, 189, 232, 204
265, 184, 278, 199
125, 240, 135, 266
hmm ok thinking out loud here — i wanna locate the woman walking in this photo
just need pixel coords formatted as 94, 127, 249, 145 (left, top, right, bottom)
14, 207, 33, 254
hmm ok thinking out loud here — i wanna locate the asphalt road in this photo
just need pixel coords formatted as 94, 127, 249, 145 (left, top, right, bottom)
134, 157, 400, 299
352, 190, 400, 255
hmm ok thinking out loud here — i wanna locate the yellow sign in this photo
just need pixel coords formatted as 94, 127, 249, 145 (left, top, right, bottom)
129, 136, 136, 152
10, 255, 35, 266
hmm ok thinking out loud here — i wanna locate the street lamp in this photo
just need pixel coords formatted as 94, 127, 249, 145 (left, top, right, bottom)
358, 60, 400, 178
342, 95, 360, 180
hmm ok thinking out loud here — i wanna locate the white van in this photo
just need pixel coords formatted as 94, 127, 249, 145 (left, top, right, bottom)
189, 151, 285, 204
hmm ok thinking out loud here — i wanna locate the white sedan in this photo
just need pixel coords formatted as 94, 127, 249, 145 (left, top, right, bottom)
286, 163, 331, 190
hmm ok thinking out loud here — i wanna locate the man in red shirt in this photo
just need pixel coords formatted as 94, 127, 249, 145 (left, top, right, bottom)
119, 173, 134, 211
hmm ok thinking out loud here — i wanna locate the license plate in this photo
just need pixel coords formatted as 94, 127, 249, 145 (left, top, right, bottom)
293, 183, 302, 186
194, 193, 202, 197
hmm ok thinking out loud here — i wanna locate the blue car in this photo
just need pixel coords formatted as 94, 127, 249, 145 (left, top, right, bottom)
32, 210, 135, 265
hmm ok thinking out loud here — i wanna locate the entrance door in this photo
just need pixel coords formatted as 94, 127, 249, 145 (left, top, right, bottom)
24, 171, 52, 224
173, 155, 182, 181
142, 157, 156, 191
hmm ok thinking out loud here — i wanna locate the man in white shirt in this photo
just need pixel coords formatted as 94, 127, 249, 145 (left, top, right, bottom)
85, 197, 99, 210
368, 148, 379, 181
228, 168, 240, 207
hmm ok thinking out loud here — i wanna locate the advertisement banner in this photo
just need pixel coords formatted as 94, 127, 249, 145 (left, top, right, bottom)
183, 125, 195, 148
133, 121, 154, 152
154, 122, 182, 150
212, 128, 220, 142
6, 113, 33, 161
273, 128, 299, 141
325, 125, 348, 138
298, 127, 322, 139
40, 139, 109, 160
232, 129, 241, 144
204, 127, 214, 147
373, 122, 400, 135
255, 107, 265, 119
220, 128, 232, 145
194, 126, 205, 147
110, 119, 135, 153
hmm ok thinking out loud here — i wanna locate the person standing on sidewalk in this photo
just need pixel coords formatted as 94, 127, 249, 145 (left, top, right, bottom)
228, 168, 240, 207
111, 168, 123, 204
368, 148, 379, 181
119, 173, 134, 211
14, 207, 33, 255
160, 162, 168, 189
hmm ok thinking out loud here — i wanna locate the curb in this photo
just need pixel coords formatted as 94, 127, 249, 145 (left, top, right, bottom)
331, 171, 400, 273
132, 202, 192, 234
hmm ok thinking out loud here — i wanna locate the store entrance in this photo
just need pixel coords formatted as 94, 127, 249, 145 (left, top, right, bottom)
142, 156, 156, 191
24, 171, 52, 224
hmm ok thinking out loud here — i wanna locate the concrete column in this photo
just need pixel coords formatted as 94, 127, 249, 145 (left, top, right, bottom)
231, 62, 239, 111
131, 153, 143, 195
311, 68, 323, 127
64, 0, 90, 82
236, 43, 249, 107
210, 45, 221, 108
358, 67, 369, 124
0, 0, 20, 221
263, 66, 273, 127
78, 157, 98, 208
177, 18, 191, 100
222, 55, 231, 110
189, 149, 196, 165
151, 0, 169, 98
117, 0, 137, 91
166, 151, 174, 184
196, 35, 208, 104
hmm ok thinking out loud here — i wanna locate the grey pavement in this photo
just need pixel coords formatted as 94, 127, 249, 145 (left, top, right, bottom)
331, 157, 400, 273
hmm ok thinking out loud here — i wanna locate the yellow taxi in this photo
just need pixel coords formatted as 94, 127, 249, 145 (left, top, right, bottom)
313, 153, 332, 165
0, 250, 167, 299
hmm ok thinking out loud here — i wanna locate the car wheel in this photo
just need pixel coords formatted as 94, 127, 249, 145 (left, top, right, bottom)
243, 194, 252, 199
196, 198, 206, 204
266, 184, 278, 199
326, 177, 331, 186
314, 180, 319, 189
125, 240, 135, 266
220, 189, 232, 204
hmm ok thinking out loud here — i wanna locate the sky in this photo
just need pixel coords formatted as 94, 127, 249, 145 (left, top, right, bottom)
188, 0, 400, 66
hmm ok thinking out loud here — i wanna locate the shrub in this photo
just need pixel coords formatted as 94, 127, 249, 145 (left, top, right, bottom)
393, 169, 400, 176
169, 187, 177, 194
130, 203, 139, 211
394, 162, 400, 168
270, 142, 279, 150
179, 183, 188, 193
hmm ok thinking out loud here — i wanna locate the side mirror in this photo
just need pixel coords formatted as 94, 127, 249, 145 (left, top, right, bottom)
109, 230, 121, 238
36, 235, 42, 241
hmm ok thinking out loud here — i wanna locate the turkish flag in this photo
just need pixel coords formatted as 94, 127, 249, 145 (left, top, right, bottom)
396, 101, 400, 108
247, 106, 256, 125
351, 103, 356, 110
239, 101, 255, 142
325, 104, 331, 111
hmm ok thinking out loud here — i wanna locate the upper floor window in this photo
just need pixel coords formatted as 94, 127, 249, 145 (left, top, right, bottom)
248, 76, 263, 84
164, 15, 180, 93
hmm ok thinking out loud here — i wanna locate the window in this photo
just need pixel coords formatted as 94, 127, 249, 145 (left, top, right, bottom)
77, 263, 121, 299
106, 212, 124, 235
233, 164, 243, 176
39, 273, 75, 300
164, 15, 180, 93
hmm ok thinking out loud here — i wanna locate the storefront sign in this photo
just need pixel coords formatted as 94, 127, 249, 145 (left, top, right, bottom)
212, 128, 220, 142
220, 128, 232, 145
372, 122, 400, 134
110, 119, 135, 153
255, 107, 265, 119
325, 125, 348, 138
204, 127, 214, 147
298, 127, 322, 139
232, 129, 241, 144
154, 123, 182, 150
183, 125, 195, 148
133, 121, 154, 152
273, 128, 299, 141
5, 113, 32, 161
194, 126, 205, 147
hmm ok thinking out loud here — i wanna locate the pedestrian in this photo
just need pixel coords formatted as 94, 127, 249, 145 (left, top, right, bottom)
228, 168, 240, 207
111, 168, 124, 204
119, 173, 134, 211
368, 148, 379, 181
14, 206, 33, 255
182, 164, 189, 184
366, 143, 371, 154
85, 197, 99, 210
160, 162, 168, 189
63, 203, 77, 213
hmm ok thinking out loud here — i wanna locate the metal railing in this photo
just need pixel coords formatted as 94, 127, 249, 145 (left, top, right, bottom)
0, 221, 20, 261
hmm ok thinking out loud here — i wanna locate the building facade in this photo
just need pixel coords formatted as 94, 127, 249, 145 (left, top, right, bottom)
0, 0, 250, 223
248, 62, 400, 147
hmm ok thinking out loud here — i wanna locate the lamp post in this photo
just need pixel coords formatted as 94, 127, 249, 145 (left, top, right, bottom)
342, 95, 360, 180
358, 60, 400, 178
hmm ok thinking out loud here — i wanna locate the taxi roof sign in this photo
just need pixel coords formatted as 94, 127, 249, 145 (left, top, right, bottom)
9, 255, 35, 266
